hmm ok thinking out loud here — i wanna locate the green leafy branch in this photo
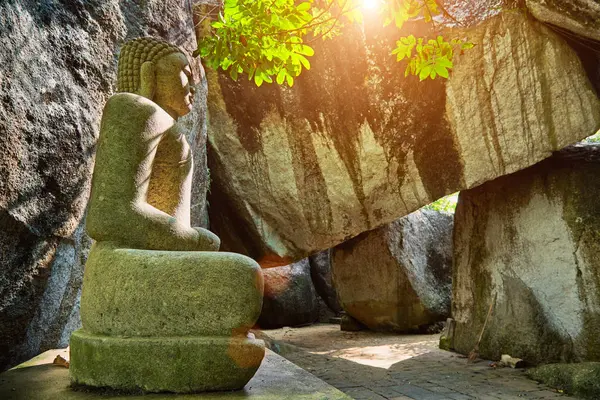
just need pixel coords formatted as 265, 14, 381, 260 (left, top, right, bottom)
195, 0, 474, 86
423, 192, 458, 213
392, 35, 473, 81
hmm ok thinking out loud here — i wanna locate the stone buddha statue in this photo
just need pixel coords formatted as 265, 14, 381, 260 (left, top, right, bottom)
69, 38, 265, 393
86, 37, 219, 252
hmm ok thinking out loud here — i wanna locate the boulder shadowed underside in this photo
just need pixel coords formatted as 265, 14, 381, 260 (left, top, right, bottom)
258, 259, 319, 329
309, 249, 343, 314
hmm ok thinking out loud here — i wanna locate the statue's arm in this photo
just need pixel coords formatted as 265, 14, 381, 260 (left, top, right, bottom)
119, 202, 220, 251
86, 94, 219, 251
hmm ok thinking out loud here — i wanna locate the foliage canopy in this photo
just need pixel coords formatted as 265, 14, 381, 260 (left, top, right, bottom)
195, 0, 473, 86
423, 192, 458, 213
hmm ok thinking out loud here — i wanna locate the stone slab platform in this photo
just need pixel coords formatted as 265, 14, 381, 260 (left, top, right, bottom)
0, 349, 350, 400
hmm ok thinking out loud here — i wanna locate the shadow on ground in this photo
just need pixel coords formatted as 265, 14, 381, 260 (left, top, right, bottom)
261, 324, 570, 400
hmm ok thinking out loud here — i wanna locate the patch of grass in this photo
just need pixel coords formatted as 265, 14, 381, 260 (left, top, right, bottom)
529, 362, 600, 399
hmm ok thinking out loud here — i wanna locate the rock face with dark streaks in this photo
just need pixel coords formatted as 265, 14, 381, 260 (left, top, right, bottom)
207, 5, 600, 262
331, 210, 454, 332
0, 0, 207, 371
452, 145, 600, 365
525, 0, 600, 95
258, 259, 320, 329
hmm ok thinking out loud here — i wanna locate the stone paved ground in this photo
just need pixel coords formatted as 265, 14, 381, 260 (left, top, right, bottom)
259, 324, 573, 400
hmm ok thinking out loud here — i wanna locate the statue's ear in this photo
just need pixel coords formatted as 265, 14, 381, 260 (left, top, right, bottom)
139, 61, 156, 99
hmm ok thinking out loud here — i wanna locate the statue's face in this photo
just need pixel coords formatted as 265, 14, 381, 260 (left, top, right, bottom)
153, 52, 195, 118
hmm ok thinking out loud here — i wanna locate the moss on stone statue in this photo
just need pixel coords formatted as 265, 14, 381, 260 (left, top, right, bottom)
70, 330, 265, 393
529, 363, 600, 399
80, 243, 263, 338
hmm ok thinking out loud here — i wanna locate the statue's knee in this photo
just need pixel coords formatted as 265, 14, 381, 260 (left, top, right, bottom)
81, 245, 263, 337
194, 227, 221, 251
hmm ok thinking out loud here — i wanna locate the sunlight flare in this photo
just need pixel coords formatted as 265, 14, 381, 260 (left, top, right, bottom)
362, 0, 381, 10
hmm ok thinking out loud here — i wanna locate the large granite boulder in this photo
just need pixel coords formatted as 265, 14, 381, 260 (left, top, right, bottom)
0, 0, 207, 371
452, 144, 600, 365
308, 250, 343, 314
526, 0, 600, 42
331, 210, 454, 332
207, 4, 600, 262
258, 259, 319, 329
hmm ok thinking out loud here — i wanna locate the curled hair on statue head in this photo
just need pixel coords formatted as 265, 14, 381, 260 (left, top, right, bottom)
117, 37, 185, 93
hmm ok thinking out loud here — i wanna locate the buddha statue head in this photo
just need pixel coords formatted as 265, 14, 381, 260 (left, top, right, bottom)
117, 37, 195, 119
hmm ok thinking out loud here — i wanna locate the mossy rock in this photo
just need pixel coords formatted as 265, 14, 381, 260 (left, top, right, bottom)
439, 335, 452, 351
528, 362, 600, 399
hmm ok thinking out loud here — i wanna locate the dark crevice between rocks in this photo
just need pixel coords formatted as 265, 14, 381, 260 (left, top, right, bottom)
206, 145, 265, 260
40, 240, 84, 351
545, 23, 600, 97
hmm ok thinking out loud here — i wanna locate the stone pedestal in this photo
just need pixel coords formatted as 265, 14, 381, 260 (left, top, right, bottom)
70, 332, 264, 392
69, 243, 265, 393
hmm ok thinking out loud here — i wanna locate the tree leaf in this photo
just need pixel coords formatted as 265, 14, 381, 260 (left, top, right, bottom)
437, 56, 453, 68
296, 2, 311, 12
297, 54, 311, 70
419, 64, 432, 81
230, 67, 239, 81
296, 44, 315, 56
276, 69, 286, 85
434, 63, 449, 78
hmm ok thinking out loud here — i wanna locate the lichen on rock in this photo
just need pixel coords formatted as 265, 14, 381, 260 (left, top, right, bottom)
452, 144, 600, 365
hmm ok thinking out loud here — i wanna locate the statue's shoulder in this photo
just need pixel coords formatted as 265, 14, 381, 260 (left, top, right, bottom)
99, 93, 173, 140
103, 93, 164, 118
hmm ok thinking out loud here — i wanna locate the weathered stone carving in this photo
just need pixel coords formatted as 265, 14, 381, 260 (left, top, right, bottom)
0, 0, 209, 372
69, 37, 265, 393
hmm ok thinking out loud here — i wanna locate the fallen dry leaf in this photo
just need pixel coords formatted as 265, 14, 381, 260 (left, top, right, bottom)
53, 355, 70, 369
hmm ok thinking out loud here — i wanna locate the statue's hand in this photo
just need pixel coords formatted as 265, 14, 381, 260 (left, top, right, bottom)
193, 227, 221, 251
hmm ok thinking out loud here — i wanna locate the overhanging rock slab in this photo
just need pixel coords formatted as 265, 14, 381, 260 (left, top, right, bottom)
207, 10, 600, 262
